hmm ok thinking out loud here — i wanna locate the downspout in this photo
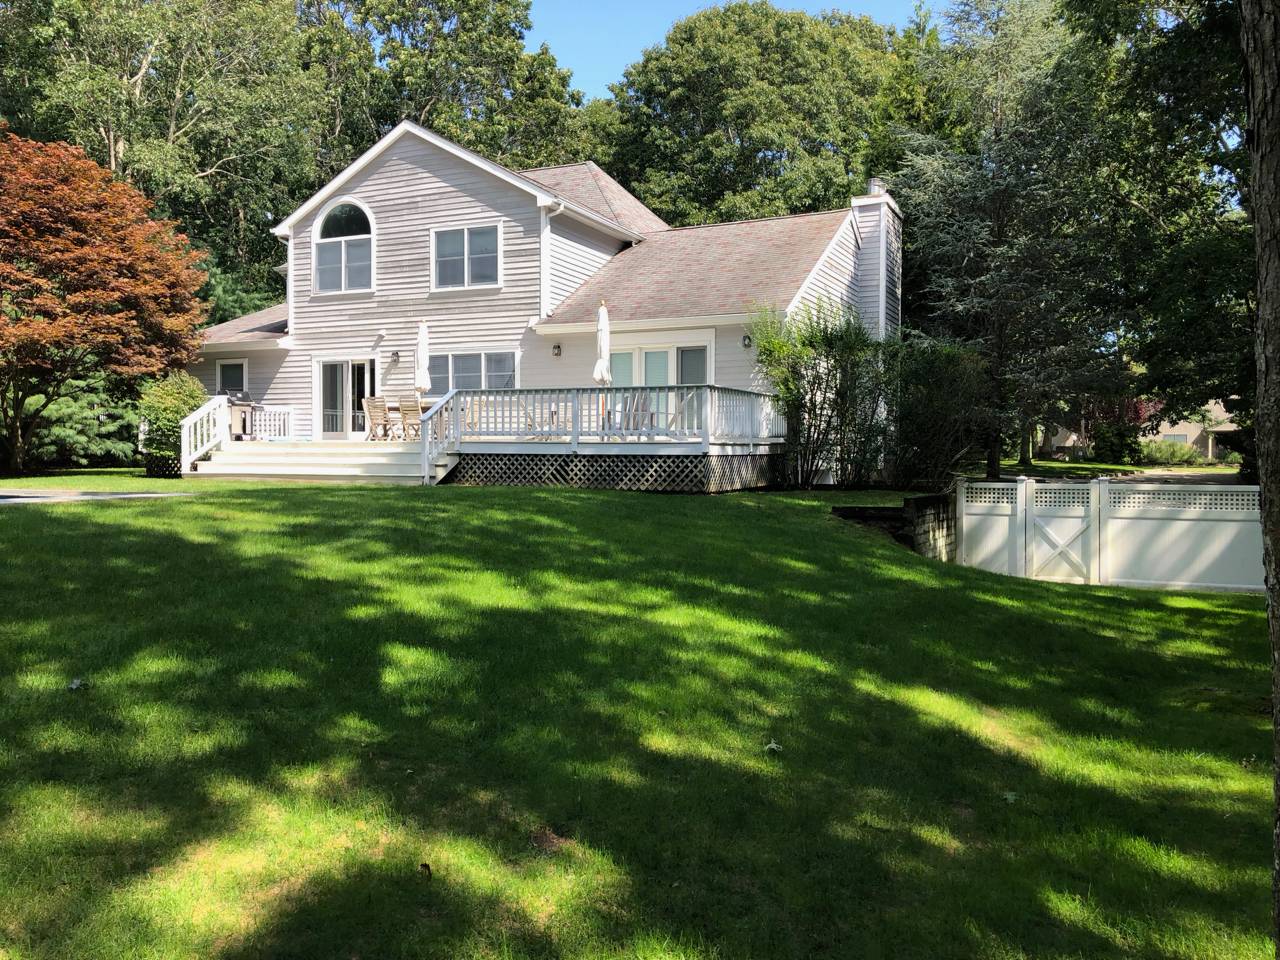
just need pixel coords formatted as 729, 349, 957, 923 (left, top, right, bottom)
540, 201, 566, 320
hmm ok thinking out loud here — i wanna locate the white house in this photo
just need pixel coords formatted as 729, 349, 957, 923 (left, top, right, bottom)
184, 121, 902, 489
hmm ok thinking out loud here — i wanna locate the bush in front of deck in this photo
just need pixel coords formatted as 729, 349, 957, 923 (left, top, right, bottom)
138, 372, 207, 475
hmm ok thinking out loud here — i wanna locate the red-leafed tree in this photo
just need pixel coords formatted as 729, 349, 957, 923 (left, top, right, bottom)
0, 130, 206, 474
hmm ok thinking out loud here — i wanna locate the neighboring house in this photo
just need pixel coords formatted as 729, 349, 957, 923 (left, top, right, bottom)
1152, 401, 1237, 459
185, 121, 902, 488
1046, 401, 1238, 462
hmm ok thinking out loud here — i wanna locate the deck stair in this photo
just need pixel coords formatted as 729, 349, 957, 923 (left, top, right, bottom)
191, 440, 447, 484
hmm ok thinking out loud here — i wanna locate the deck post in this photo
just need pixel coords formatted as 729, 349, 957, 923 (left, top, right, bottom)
570, 390, 581, 452
700, 386, 712, 452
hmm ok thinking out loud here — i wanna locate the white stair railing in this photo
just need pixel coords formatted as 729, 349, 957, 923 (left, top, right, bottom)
419, 389, 460, 482
179, 395, 229, 473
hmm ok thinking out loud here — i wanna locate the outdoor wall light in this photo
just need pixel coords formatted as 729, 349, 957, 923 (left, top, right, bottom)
552, 343, 562, 357
390, 350, 400, 363
742, 334, 753, 349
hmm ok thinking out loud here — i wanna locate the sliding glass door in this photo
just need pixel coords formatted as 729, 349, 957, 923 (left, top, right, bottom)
319, 359, 376, 439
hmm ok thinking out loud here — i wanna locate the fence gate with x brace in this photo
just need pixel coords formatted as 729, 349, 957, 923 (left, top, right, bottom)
955, 477, 1263, 592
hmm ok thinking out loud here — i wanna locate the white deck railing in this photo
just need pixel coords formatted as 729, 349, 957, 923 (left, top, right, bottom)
254, 405, 293, 441
179, 395, 229, 472
420, 385, 784, 476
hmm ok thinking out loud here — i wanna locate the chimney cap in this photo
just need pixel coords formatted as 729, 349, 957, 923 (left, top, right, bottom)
866, 176, 888, 196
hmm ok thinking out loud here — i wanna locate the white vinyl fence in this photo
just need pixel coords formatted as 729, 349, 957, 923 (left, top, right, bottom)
956, 477, 1263, 592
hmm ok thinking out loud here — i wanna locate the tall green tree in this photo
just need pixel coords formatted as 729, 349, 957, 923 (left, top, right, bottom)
602, 1, 892, 225
1, 0, 326, 315
298, 0, 393, 183
893, 0, 1125, 477
356, 0, 584, 168
866, 3, 965, 175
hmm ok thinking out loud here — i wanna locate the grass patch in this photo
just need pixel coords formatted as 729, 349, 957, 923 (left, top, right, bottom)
0, 484, 1268, 958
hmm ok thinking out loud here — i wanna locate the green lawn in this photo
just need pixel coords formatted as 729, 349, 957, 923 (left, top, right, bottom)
0, 483, 1268, 959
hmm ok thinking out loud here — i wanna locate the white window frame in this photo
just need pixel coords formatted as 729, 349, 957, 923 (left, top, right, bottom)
311, 196, 376, 296
215, 357, 249, 394
608, 329, 716, 386
429, 221, 504, 293
308, 350, 381, 441
424, 347, 520, 397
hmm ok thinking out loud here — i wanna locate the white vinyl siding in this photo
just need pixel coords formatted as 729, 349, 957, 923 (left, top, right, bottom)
794, 218, 860, 323
280, 134, 543, 436
547, 217, 624, 312
520, 325, 769, 393
853, 205, 883, 336
190, 349, 301, 410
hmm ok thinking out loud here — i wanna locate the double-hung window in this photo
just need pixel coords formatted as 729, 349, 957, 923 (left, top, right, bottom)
433, 224, 501, 290
314, 202, 373, 293
424, 350, 517, 396
216, 359, 247, 394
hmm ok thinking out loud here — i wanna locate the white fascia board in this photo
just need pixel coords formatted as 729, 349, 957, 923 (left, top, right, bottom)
783, 211, 856, 316
549, 201, 644, 243
533, 313, 750, 336
200, 336, 294, 355
272, 120, 642, 243
850, 192, 903, 219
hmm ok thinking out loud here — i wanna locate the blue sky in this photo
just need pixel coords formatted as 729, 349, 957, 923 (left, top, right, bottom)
525, 1, 925, 99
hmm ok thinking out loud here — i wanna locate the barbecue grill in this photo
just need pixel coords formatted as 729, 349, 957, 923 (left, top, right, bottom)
220, 389, 255, 440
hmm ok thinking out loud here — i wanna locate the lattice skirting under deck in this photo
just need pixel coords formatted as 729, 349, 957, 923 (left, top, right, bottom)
447, 453, 781, 493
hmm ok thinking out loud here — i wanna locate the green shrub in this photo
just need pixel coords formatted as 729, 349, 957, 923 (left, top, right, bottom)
1090, 421, 1141, 464
885, 336, 989, 488
1139, 439, 1203, 466
138, 372, 209, 459
25, 380, 140, 468
752, 300, 988, 490
1220, 450, 1244, 466
752, 301, 890, 488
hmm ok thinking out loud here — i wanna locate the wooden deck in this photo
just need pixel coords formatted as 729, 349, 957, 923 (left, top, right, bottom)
181, 386, 787, 490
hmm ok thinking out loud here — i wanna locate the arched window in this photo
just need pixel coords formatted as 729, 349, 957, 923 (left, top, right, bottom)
315, 202, 372, 292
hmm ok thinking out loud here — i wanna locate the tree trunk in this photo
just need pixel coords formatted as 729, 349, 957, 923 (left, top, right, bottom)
5, 412, 24, 475
1017, 419, 1034, 469
986, 428, 1002, 480
1239, 0, 1279, 949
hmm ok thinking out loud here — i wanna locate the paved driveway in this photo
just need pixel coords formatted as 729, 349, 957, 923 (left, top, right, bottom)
1113, 470, 1241, 485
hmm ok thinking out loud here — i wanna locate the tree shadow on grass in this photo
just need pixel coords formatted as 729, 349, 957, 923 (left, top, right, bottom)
0, 486, 1268, 958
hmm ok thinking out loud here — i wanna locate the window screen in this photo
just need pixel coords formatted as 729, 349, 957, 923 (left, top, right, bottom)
453, 353, 482, 390
435, 229, 466, 288
485, 352, 516, 389
469, 226, 499, 285
427, 355, 450, 395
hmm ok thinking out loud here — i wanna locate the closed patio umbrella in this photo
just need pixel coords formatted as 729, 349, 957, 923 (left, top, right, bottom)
416, 321, 431, 395
591, 301, 611, 386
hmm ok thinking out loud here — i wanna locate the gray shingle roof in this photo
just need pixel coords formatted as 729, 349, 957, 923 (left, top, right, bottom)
202, 302, 288, 344
542, 208, 851, 327
520, 162, 669, 235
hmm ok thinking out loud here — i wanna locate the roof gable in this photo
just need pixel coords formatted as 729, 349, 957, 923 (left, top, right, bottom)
272, 122, 642, 241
